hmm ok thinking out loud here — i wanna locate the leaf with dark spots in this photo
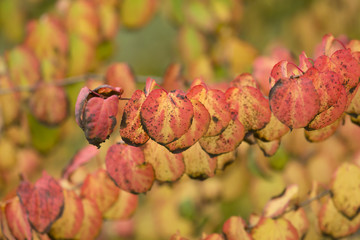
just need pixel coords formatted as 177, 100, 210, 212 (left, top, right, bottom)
305, 118, 341, 142
182, 142, 217, 180
199, 118, 245, 156
306, 91, 347, 130
303, 67, 344, 113
83, 95, 119, 147
29, 84, 69, 126
140, 89, 194, 145
187, 87, 231, 137
120, 90, 149, 146
230, 73, 259, 88
269, 76, 320, 129
105, 143, 155, 193
165, 99, 210, 153
62, 145, 99, 180
142, 139, 185, 182
226, 86, 271, 131
17, 171, 64, 233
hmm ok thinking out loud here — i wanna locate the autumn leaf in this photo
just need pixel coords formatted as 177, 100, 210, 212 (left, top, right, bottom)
49, 189, 84, 239
29, 84, 69, 126
103, 190, 139, 220
199, 118, 245, 156
142, 140, 185, 182
282, 208, 309, 239
105, 62, 136, 97
161, 63, 184, 91
17, 171, 64, 233
4, 197, 32, 239
230, 73, 259, 89
74, 198, 102, 240
140, 89, 194, 145
83, 95, 119, 147
226, 86, 271, 131
331, 162, 360, 219
120, 0, 157, 29
120, 90, 150, 146
256, 139, 280, 157
254, 113, 289, 142
304, 118, 342, 142
81, 169, 120, 213
263, 185, 299, 218
222, 216, 252, 240
269, 76, 320, 129
187, 86, 231, 137
201, 233, 224, 240
105, 143, 155, 193
182, 142, 217, 180
251, 217, 299, 240
165, 99, 210, 153
318, 196, 360, 238
62, 145, 99, 180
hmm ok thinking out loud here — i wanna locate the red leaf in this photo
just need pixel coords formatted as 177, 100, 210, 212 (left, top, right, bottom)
162, 63, 184, 91
187, 86, 231, 137
74, 198, 102, 240
4, 197, 32, 240
17, 171, 64, 233
62, 145, 99, 180
120, 90, 150, 146
230, 73, 259, 89
105, 63, 135, 97
269, 76, 320, 129
81, 169, 120, 213
142, 140, 185, 182
29, 84, 69, 126
49, 189, 84, 239
199, 118, 245, 156
105, 143, 155, 193
165, 99, 210, 153
140, 89, 194, 145
75, 87, 91, 128
226, 86, 271, 131
83, 95, 119, 147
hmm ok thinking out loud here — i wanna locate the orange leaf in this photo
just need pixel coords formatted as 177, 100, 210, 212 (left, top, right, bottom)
165, 99, 210, 153
199, 118, 245, 156
81, 169, 120, 213
222, 216, 252, 240
226, 86, 271, 131
256, 139, 280, 157
269, 76, 320, 129
187, 86, 231, 137
230, 73, 259, 89
105, 143, 155, 193
105, 63, 136, 97
254, 113, 289, 141
4, 197, 32, 239
304, 118, 341, 142
331, 162, 360, 219
103, 190, 138, 220
251, 217, 298, 240
74, 198, 102, 240
263, 185, 299, 218
141, 89, 194, 145
120, 90, 150, 146
318, 196, 360, 238
49, 189, 84, 239
142, 140, 185, 182
182, 142, 217, 180
282, 208, 309, 239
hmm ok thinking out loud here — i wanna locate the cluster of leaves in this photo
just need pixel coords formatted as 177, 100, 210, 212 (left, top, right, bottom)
0, 145, 138, 239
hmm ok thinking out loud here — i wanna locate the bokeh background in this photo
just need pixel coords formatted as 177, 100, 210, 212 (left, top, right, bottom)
1, 0, 360, 239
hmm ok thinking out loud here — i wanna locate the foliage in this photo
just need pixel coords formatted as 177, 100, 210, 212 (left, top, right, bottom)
1, 0, 360, 239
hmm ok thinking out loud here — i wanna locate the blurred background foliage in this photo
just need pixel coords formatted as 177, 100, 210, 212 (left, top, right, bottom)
1, 0, 360, 239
